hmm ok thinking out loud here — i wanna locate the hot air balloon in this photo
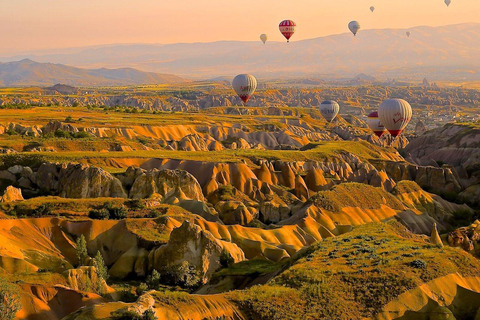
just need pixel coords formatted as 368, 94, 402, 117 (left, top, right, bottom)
378, 99, 412, 138
232, 74, 257, 105
367, 111, 386, 137
348, 21, 361, 36
406, 31, 411, 37
320, 101, 340, 122
445, 0, 451, 6
370, 6, 375, 12
279, 20, 296, 42
260, 34, 268, 44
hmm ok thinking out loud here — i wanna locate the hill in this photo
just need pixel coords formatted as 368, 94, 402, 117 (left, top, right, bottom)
3, 23, 480, 79
0, 59, 187, 86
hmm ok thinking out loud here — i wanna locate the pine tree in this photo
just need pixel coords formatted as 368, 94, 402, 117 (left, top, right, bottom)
75, 235, 88, 266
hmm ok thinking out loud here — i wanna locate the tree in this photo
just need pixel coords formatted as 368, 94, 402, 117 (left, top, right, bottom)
0, 277, 21, 320
94, 251, 108, 280
75, 235, 88, 266
94, 251, 109, 295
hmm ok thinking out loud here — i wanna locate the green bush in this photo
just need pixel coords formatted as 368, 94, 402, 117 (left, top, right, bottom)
136, 282, 148, 296
220, 249, 234, 268
110, 206, 128, 220
54, 129, 71, 138
146, 209, 163, 218
127, 199, 146, 210
32, 204, 53, 217
73, 131, 90, 139
88, 208, 110, 220
146, 270, 161, 290
0, 154, 47, 170
410, 259, 427, 269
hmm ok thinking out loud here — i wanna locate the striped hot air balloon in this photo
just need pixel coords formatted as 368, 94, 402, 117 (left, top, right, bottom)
378, 99, 412, 138
232, 74, 257, 105
320, 101, 340, 122
367, 111, 386, 137
279, 20, 296, 42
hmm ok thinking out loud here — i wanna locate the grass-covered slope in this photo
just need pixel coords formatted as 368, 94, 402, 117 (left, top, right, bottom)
228, 222, 480, 320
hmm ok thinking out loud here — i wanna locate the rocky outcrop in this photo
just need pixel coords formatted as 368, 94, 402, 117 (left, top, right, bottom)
35, 163, 127, 198
129, 168, 204, 202
151, 221, 245, 283
63, 266, 112, 295
0, 186, 23, 202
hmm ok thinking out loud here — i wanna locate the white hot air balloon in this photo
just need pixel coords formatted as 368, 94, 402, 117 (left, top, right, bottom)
406, 31, 411, 37
378, 99, 412, 138
445, 0, 451, 6
260, 34, 268, 44
370, 6, 375, 12
232, 74, 257, 105
348, 21, 361, 36
320, 101, 340, 122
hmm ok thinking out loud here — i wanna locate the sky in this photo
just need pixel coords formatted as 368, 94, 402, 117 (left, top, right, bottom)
0, 0, 479, 54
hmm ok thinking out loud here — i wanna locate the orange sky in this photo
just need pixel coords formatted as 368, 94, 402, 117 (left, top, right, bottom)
0, 0, 479, 54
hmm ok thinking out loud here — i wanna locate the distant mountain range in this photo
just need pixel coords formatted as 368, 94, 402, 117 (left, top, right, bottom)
0, 59, 186, 86
1, 23, 479, 80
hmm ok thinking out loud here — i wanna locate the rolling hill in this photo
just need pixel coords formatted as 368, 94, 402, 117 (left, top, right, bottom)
2, 23, 480, 79
0, 59, 187, 86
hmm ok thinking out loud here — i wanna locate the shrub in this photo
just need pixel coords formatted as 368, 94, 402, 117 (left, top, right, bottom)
410, 259, 426, 269
136, 282, 148, 296
32, 204, 52, 217
73, 131, 90, 139
220, 250, 234, 268
146, 270, 161, 290
64, 115, 73, 123
127, 199, 145, 210
162, 261, 200, 289
146, 209, 163, 218
75, 235, 88, 266
142, 309, 157, 320
0, 154, 46, 170
54, 129, 71, 138
88, 208, 110, 220
109, 206, 128, 220
0, 278, 20, 320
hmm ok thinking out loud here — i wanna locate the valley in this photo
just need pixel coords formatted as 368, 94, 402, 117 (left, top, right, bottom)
0, 82, 478, 319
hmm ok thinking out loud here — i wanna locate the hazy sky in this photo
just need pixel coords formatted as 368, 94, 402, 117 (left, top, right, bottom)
0, 0, 479, 54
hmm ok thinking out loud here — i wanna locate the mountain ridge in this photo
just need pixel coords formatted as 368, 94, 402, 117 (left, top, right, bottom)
0, 59, 187, 86
1, 23, 479, 80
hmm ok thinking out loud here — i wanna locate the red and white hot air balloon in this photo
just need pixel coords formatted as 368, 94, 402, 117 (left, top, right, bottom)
232, 74, 257, 105
378, 99, 412, 138
367, 111, 386, 137
279, 20, 296, 42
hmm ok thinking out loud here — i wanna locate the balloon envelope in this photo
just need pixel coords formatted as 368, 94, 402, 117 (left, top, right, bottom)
279, 20, 296, 42
378, 99, 412, 138
348, 21, 361, 36
445, 0, 451, 6
232, 74, 257, 104
367, 111, 386, 137
370, 6, 375, 12
320, 101, 340, 122
406, 31, 411, 37
260, 34, 268, 44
